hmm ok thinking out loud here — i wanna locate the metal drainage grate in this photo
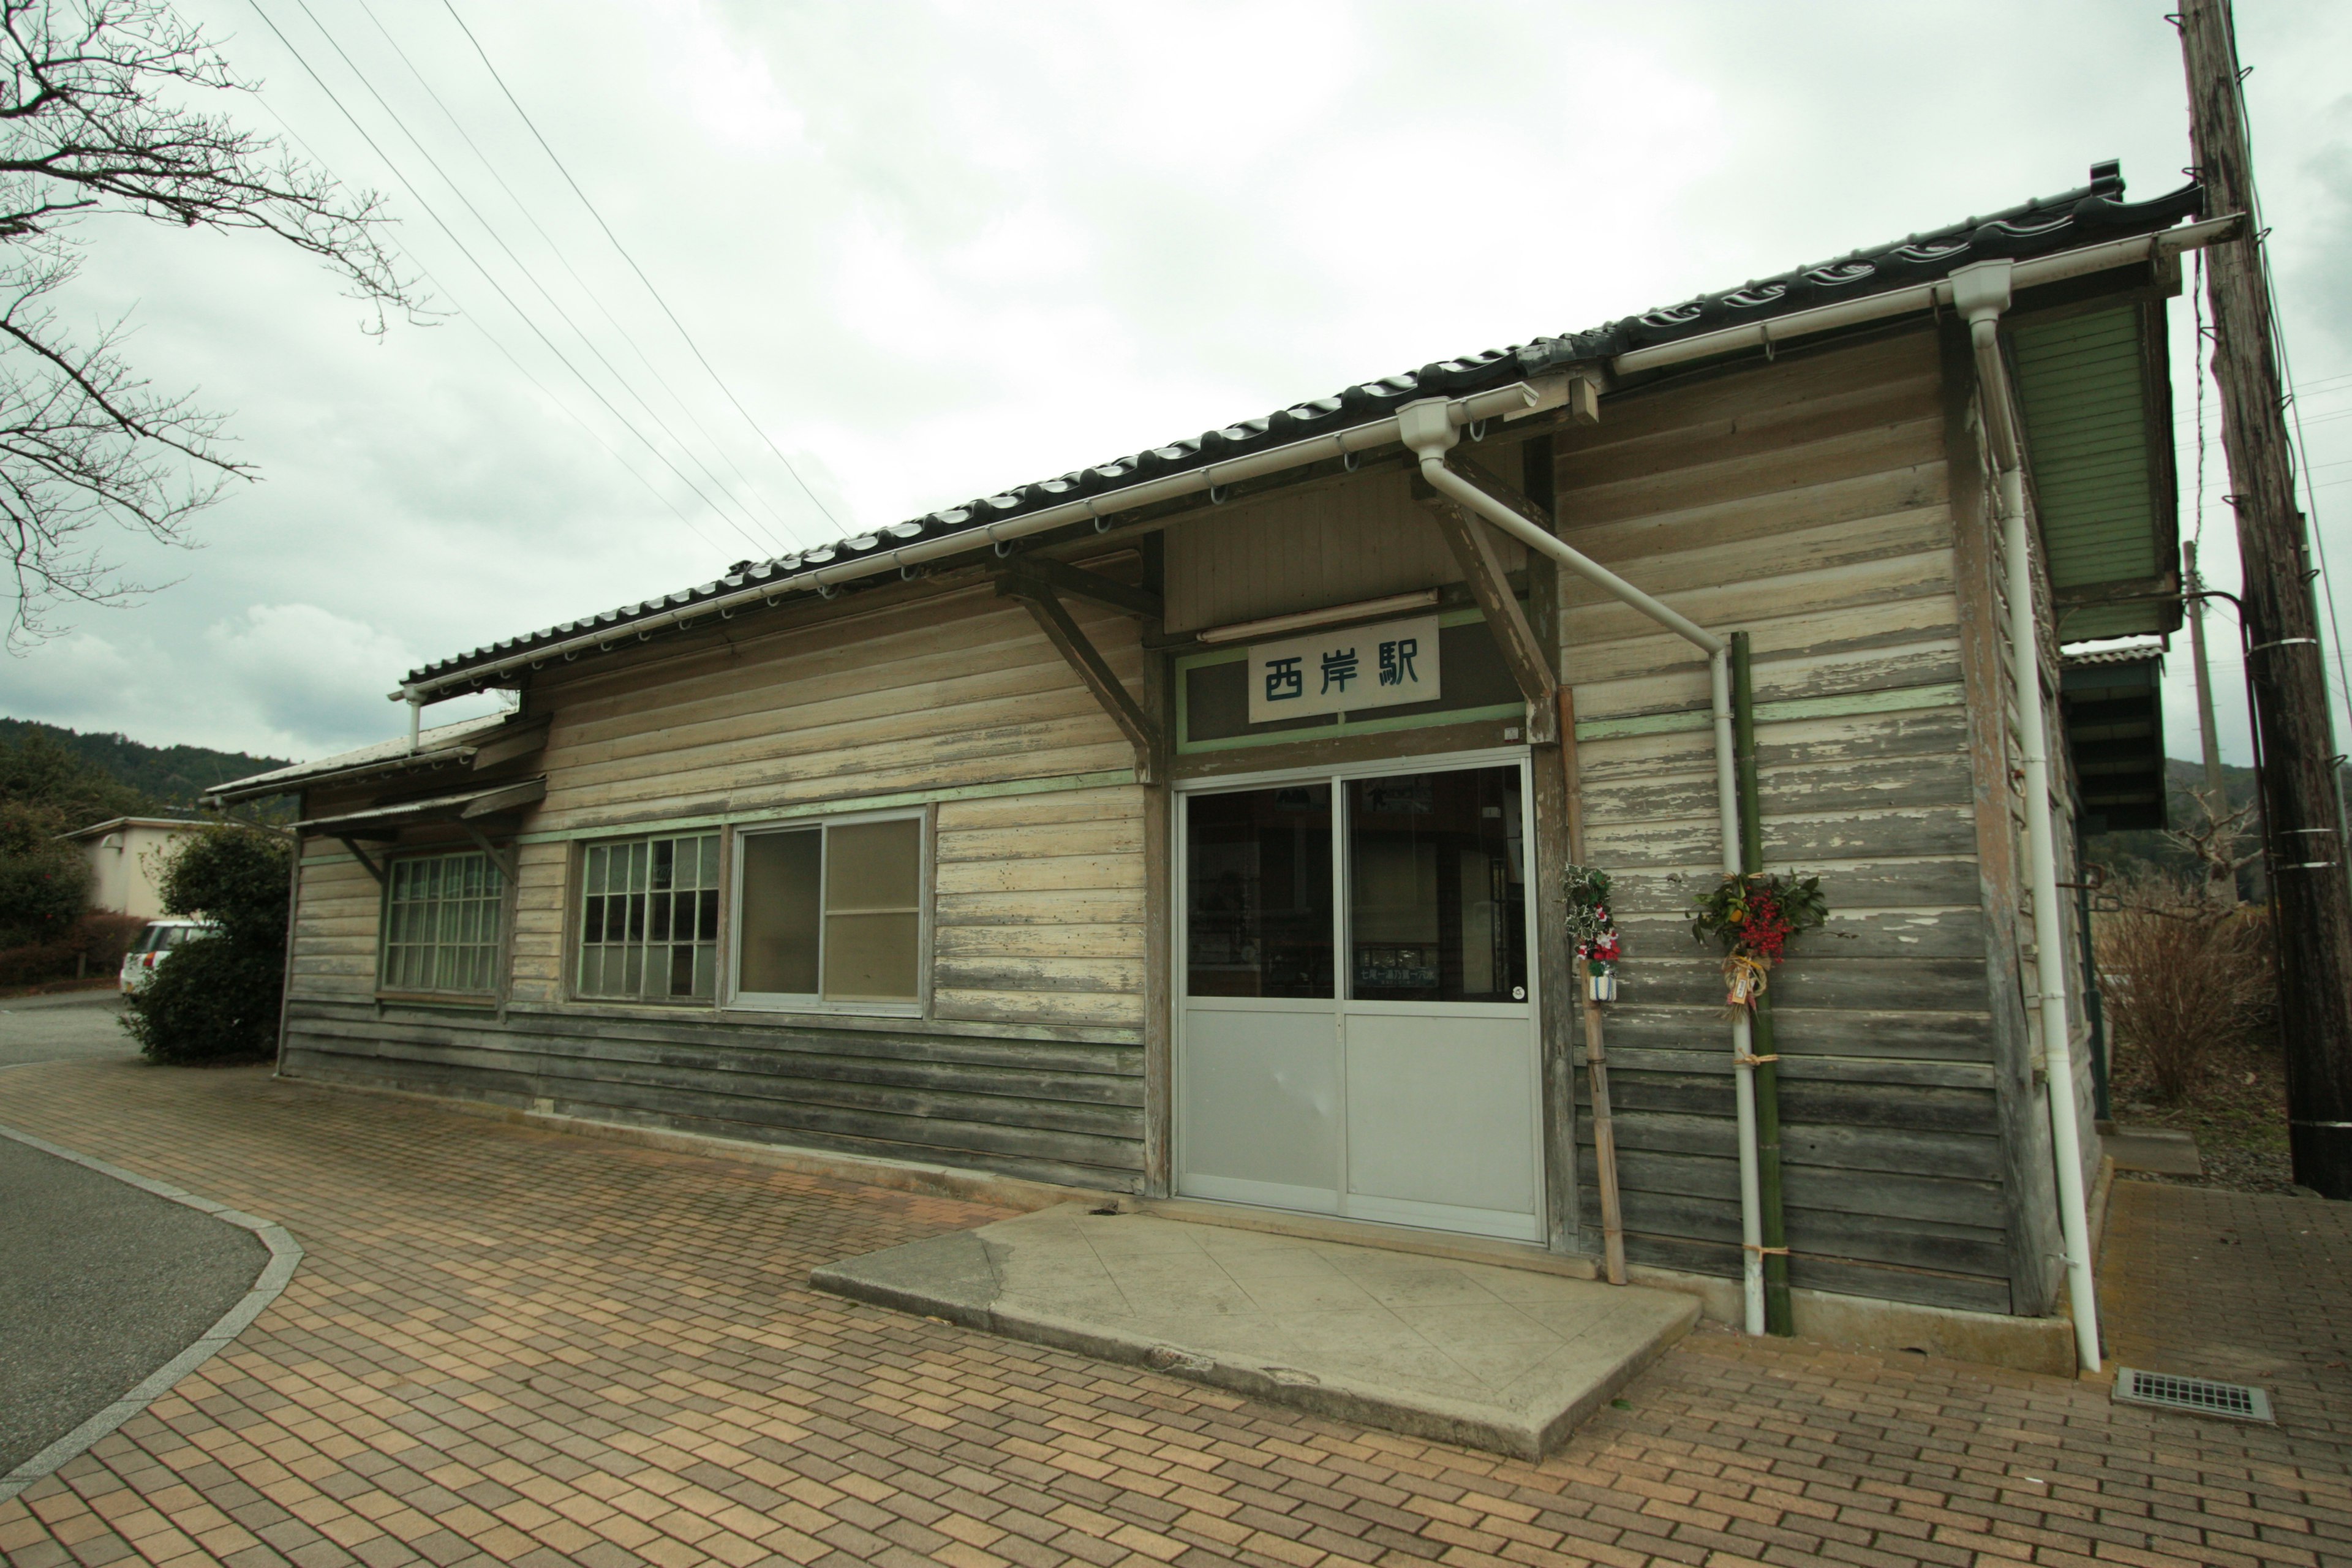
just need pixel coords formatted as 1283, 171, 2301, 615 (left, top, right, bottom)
2111, 1366, 2274, 1423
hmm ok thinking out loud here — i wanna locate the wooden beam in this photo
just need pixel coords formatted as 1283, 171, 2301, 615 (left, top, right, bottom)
470, 714, 553, 771
1411, 459, 1559, 744
461, 823, 518, 884
1000, 580, 1163, 785
336, 836, 387, 885
998, 554, 1163, 620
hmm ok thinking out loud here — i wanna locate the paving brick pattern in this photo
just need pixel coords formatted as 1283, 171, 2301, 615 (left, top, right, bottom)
2099, 1177, 2352, 1448
1, 1060, 2346, 1568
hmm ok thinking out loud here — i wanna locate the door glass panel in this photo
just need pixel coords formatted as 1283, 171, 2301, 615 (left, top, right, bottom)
1185, 785, 1333, 998
1347, 767, 1526, 1003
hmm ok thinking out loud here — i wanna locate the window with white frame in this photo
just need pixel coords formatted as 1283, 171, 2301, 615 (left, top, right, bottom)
381, 850, 504, 995
576, 834, 722, 1001
734, 813, 923, 1009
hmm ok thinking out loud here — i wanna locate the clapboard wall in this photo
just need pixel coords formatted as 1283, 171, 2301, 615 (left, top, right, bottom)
1556, 330, 2032, 1314
279, 581, 1153, 1189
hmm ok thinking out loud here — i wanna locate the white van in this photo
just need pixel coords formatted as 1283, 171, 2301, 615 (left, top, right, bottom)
120, 919, 217, 994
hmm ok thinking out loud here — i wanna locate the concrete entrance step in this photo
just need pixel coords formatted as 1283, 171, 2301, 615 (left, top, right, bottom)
811, 1202, 1699, 1460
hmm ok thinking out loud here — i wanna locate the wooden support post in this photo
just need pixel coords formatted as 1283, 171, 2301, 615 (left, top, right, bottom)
1001, 579, 1164, 786
1413, 458, 1559, 744
1137, 536, 1175, 1199
2180, 0, 2352, 1196
1560, 686, 1626, 1285
461, 823, 518, 884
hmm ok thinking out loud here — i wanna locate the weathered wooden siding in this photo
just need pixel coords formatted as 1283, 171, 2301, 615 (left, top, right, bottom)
279, 998, 1144, 1188
1163, 467, 1523, 633
525, 584, 1140, 835
279, 579, 1155, 1188
1559, 331, 2017, 1313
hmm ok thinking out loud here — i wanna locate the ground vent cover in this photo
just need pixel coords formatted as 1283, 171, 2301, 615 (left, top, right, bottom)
2111, 1366, 2274, 1423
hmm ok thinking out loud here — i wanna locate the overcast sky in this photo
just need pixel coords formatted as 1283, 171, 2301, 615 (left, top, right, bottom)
1, 0, 2347, 771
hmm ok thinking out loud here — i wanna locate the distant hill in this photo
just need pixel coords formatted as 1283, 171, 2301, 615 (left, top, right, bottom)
0, 718, 290, 812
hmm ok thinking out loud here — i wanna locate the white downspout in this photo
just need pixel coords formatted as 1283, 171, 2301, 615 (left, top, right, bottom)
406, 694, 423, 754
1397, 399, 1768, 1336
1951, 259, 2101, 1374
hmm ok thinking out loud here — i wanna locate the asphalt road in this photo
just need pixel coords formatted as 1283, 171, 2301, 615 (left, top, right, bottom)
0, 988, 138, 1068
0, 993, 266, 1476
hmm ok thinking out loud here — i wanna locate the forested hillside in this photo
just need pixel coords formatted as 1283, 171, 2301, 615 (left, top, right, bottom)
0, 718, 289, 813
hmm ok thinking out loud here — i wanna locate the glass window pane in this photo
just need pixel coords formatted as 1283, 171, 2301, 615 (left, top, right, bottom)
699, 836, 720, 887
1185, 785, 1332, 998
823, 911, 919, 1001
825, 820, 920, 913
1346, 767, 1525, 1003
739, 829, 821, 994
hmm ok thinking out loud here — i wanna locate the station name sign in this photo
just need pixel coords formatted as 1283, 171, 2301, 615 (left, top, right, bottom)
1245, 614, 1441, 725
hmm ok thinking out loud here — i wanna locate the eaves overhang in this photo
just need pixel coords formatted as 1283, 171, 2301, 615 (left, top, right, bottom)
408, 164, 2205, 696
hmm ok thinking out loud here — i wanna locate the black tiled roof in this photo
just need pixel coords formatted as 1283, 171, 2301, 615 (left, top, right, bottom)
411, 163, 2201, 688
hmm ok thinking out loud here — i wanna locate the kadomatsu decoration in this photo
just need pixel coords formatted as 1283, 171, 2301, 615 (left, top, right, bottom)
1689, 870, 1828, 1008
1564, 864, 1624, 1000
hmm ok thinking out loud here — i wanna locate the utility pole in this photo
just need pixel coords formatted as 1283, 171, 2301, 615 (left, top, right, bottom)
2185, 540, 2230, 813
2179, 0, 2352, 1197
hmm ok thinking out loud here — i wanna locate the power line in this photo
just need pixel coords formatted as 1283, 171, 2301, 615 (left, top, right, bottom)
440, 0, 844, 537
238, 51, 738, 560
286, 0, 785, 559
352, 0, 813, 554
247, 0, 772, 564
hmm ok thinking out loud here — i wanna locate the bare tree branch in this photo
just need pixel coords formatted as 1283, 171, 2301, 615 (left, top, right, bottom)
0, 0, 424, 646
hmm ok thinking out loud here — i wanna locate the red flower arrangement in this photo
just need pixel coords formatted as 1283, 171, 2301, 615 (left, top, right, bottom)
1690, 871, 1827, 1008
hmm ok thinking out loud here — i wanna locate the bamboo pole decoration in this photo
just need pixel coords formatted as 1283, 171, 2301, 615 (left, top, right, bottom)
1559, 686, 1627, 1285
1732, 633, 1794, 1335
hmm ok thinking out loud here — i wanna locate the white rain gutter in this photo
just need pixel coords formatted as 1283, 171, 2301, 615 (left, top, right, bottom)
395, 381, 1556, 704
1951, 257, 2100, 1374
1613, 214, 2241, 377
1395, 398, 1769, 1337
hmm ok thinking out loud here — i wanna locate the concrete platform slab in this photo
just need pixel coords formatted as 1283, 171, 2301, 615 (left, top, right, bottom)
810, 1202, 1700, 1458
2103, 1125, 2204, 1177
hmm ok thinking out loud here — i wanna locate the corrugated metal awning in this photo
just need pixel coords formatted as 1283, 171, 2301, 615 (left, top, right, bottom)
296, 777, 546, 840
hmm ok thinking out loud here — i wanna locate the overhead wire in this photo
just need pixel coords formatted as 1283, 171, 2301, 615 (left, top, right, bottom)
355, 0, 812, 554
247, 0, 772, 565
238, 67, 736, 560
440, 0, 844, 535
2231, 53, 2352, 745
285, 0, 786, 559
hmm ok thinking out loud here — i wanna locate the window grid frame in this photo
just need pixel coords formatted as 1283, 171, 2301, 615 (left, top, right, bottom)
573, 832, 724, 1004
378, 848, 505, 999
728, 807, 929, 1018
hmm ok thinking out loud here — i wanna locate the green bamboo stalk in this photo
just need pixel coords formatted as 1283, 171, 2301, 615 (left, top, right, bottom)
1732, 632, 1794, 1336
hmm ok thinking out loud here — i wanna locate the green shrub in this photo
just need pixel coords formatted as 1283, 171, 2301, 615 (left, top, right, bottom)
0, 911, 148, 988
123, 824, 292, 1065
0, 798, 89, 948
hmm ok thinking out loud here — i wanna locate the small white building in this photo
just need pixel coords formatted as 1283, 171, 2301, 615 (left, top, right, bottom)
61, 817, 209, 921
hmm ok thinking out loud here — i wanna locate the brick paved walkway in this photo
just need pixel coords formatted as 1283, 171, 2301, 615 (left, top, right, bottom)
1, 1060, 2347, 1568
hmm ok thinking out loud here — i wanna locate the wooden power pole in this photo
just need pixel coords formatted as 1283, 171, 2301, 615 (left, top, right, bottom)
2180, 0, 2352, 1197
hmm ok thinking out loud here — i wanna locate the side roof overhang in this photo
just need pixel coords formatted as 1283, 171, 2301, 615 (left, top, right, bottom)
203, 712, 551, 806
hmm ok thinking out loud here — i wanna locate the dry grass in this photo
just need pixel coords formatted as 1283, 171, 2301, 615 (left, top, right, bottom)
2095, 876, 2272, 1103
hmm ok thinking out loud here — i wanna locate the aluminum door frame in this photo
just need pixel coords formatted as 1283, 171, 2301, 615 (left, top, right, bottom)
1171, 745, 1545, 1240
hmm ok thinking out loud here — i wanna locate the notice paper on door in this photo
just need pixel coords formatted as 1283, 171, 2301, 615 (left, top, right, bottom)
1246, 614, 1441, 725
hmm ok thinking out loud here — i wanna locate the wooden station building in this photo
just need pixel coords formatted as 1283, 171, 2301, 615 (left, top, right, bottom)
213, 163, 2213, 1362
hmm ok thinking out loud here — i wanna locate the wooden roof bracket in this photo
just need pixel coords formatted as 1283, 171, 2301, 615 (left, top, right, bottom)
336, 836, 388, 885
459, 823, 518, 884
997, 554, 1163, 619
998, 577, 1164, 785
1411, 456, 1562, 745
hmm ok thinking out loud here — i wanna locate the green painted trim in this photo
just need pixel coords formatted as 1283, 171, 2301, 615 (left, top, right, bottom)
1573, 680, 1966, 741
510, 768, 1138, 846
1178, 701, 1526, 754
1174, 606, 1512, 755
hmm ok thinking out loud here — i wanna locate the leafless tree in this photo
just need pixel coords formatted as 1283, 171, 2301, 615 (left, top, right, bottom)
0, 0, 421, 646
